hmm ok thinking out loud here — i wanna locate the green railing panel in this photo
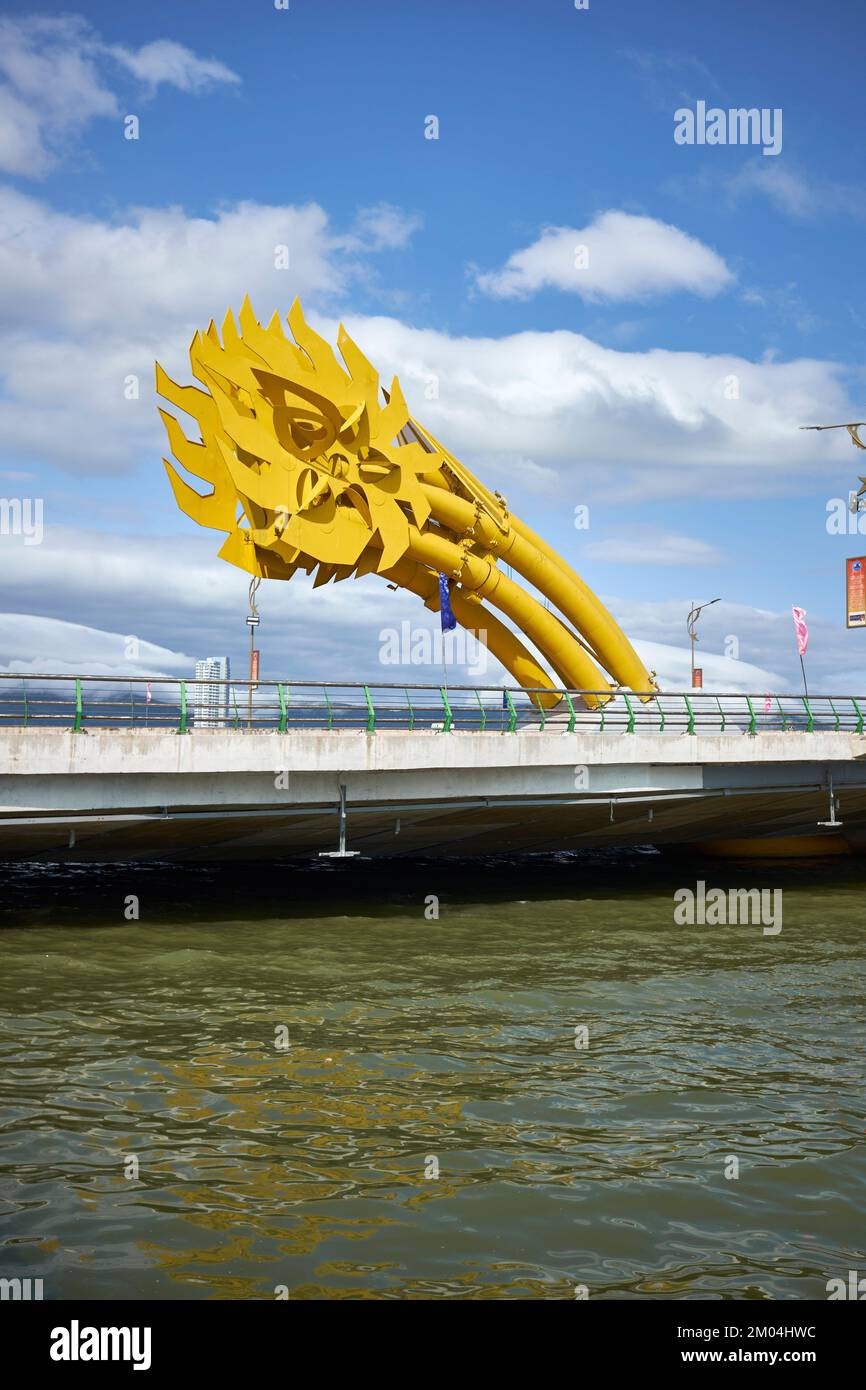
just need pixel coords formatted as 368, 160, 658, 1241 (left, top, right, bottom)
534, 694, 546, 731
277, 683, 288, 732
852, 697, 863, 735
656, 695, 666, 733
828, 697, 840, 732
73, 678, 83, 732
745, 695, 756, 735
439, 686, 453, 733
504, 688, 517, 734
474, 688, 486, 732
363, 685, 375, 733
563, 690, 576, 734
179, 680, 188, 734
22, 684, 28, 729
323, 686, 333, 731
623, 692, 636, 734
775, 696, 788, 732
404, 688, 415, 732
802, 696, 814, 733
231, 686, 241, 729
715, 695, 726, 733
683, 694, 695, 736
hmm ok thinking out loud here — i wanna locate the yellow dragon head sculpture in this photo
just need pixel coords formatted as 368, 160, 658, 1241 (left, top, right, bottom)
156, 298, 656, 705
157, 296, 442, 584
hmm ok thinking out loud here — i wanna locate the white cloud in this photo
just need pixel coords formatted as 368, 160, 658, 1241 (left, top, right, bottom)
474, 210, 733, 302
612, 597, 866, 694
0, 14, 239, 177
0, 15, 117, 176
7, 529, 866, 695
0, 613, 191, 678
0, 183, 852, 496
726, 162, 815, 218
724, 159, 866, 223
0, 188, 354, 335
332, 312, 856, 500
584, 530, 722, 566
107, 40, 239, 94
0, 189, 422, 472
634, 638, 782, 693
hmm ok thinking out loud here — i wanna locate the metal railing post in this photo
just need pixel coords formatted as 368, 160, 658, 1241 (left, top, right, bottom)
439, 686, 453, 732
683, 693, 695, 736
179, 680, 188, 734
504, 688, 517, 733
277, 683, 288, 732
73, 678, 83, 732
363, 685, 375, 733
404, 689, 415, 732
563, 690, 576, 733
745, 695, 757, 736
623, 692, 636, 734
474, 688, 486, 732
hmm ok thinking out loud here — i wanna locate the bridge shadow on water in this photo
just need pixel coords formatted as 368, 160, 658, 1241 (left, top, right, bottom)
1, 845, 865, 931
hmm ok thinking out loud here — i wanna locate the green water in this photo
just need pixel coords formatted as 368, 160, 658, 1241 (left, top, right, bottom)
0, 852, 864, 1300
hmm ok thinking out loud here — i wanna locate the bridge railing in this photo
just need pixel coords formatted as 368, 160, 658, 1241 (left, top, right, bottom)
0, 676, 863, 736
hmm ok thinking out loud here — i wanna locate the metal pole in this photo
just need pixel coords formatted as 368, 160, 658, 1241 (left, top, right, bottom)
248, 622, 254, 730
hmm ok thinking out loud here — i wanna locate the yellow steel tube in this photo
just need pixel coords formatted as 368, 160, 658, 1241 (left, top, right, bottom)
381, 557, 561, 706
405, 525, 611, 704
418, 481, 654, 695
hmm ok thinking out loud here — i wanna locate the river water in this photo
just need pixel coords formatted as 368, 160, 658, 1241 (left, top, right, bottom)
1, 851, 863, 1300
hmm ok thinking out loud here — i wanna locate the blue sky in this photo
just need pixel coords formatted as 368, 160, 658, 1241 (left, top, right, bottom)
2, 0, 866, 692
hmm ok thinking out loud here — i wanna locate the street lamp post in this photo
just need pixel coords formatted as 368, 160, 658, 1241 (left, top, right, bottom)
687, 597, 720, 688
246, 577, 261, 730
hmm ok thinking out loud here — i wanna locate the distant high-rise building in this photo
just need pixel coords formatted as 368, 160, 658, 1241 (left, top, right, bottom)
192, 657, 231, 728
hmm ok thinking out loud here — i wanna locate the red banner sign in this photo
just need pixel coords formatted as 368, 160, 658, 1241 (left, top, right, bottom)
846, 557, 866, 628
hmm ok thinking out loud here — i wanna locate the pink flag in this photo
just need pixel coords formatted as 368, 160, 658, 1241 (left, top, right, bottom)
764, 694, 772, 714
145, 682, 152, 705
792, 606, 809, 657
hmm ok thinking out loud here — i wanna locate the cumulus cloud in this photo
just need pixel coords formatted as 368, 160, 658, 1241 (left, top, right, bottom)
473, 210, 733, 302
0, 13, 239, 177
0, 185, 853, 495
0, 189, 422, 472
331, 312, 856, 500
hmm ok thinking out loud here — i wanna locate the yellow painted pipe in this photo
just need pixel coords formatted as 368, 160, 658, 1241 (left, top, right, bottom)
381, 557, 561, 706
405, 525, 611, 704
412, 421, 655, 697
418, 480, 653, 697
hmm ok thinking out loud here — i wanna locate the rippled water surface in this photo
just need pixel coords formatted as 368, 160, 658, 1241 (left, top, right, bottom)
1, 852, 864, 1299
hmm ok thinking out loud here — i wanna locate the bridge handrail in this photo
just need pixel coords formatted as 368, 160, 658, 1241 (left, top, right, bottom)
0, 676, 864, 737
